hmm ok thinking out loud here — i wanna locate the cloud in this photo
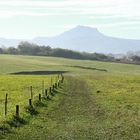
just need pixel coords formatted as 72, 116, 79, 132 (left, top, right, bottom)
0, 0, 80, 7
0, 0, 136, 9
0, 10, 90, 18
84, 21, 140, 28
0, 0, 140, 28
0, 0, 139, 16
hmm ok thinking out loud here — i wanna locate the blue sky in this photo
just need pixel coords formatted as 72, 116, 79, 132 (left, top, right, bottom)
0, 0, 140, 39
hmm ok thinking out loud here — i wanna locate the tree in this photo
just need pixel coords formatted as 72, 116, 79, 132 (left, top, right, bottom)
18, 41, 40, 55
7, 47, 18, 54
131, 55, 140, 62
0, 48, 3, 54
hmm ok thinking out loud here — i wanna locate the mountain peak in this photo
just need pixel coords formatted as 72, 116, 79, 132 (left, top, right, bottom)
59, 25, 102, 38
73, 25, 99, 32
75, 25, 98, 30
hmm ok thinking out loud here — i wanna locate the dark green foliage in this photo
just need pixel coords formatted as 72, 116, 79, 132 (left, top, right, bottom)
52, 48, 84, 59
26, 106, 39, 116
18, 42, 40, 55
6, 47, 18, 54
0, 41, 114, 61
0, 48, 3, 54
131, 55, 140, 62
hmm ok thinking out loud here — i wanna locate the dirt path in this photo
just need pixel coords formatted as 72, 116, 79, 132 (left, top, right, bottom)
4, 76, 104, 140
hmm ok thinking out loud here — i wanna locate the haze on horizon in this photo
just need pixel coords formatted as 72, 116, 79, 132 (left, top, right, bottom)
0, 0, 139, 40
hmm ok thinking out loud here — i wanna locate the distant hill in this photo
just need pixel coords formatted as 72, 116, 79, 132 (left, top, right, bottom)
1, 26, 140, 53
0, 38, 21, 47
33, 26, 140, 54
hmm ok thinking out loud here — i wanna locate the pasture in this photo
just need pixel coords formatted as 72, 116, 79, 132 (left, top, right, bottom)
0, 54, 140, 139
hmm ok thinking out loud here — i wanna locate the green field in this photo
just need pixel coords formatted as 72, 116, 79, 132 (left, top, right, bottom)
0, 54, 140, 140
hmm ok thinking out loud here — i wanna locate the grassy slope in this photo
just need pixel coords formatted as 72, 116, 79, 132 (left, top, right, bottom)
4, 76, 104, 140
5, 76, 140, 140
0, 54, 140, 75
1, 55, 140, 139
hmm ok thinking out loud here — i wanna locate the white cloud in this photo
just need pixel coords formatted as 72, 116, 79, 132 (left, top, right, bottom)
0, 0, 80, 7
0, 0, 140, 27
0, 0, 136, 9
0, 0, 139, 17
84, 21, 140, 28
0, 10, 90, 18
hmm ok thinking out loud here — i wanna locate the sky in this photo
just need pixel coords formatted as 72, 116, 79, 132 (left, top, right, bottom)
0, 0, 140, 39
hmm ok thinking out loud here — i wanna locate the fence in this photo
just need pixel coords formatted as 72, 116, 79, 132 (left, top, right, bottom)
0, 73, 64, 121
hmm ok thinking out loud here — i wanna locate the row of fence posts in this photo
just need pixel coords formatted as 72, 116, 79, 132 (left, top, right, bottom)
13, 73, 64, 119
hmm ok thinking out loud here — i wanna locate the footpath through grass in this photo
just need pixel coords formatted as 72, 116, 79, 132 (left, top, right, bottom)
2, 75, 140, 140
3, 76, 103, 140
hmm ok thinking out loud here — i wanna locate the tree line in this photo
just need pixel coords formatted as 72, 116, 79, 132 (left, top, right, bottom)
0, 41, 114, 61
0, 41, 140, 64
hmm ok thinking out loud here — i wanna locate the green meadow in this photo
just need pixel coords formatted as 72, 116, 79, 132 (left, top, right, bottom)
0, 54, 140, 139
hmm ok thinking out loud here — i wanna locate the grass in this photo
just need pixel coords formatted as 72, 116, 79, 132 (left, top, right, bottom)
0, 54, 140, 75
3, 77, 99, 140
0, 75, 58, 120
87, 74, 140, 139
0, 54, 140, 139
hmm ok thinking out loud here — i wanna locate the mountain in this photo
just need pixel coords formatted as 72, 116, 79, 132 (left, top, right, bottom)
0, 25, 140, 54
0, 38, 21, 47
33, 26, 140, 54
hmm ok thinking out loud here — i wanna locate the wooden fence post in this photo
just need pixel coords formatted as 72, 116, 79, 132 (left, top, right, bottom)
5, 93, 8, 116
55, 83, 57, 89
61, 73, 64, 83
42, 80, 45, 96
30, 86, 33, 100
29, 99, 32, 107
62, 75, 64, 83
45, 89, 48, 97
58, 80, 60, 87
49, 87, 52, 94
51, 77, 53, 86
39, 94, 41, 101
56, 76, 58, 83
53, 85, 55, 91
16, 105, 19, 118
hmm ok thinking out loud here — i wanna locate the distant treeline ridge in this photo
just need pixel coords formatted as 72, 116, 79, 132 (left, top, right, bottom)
0, 41, 114, 61
0, 41, 140, 64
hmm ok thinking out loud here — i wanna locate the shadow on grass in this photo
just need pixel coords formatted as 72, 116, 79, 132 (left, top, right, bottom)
57, 85, 63, 89
6, 116, 27, 128
10, 70, 68, 75
34, 99, 48, 107
53, 89, 59, 94
26, 106, 39, 116
0, 124, 13, 140
0, 124, 11, 133
66, 65, 108, 72
46, 96, 52, 101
